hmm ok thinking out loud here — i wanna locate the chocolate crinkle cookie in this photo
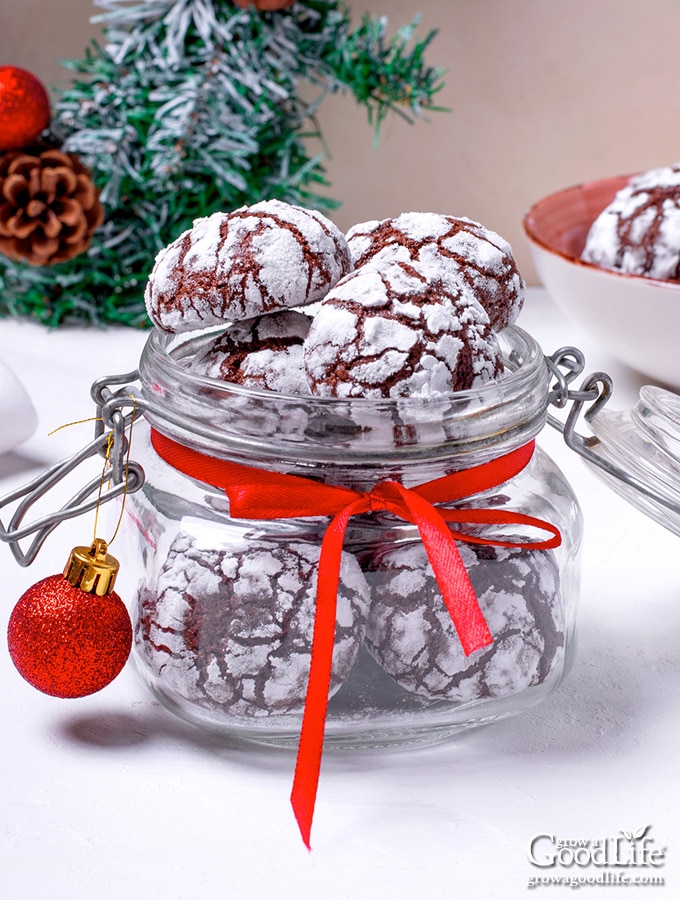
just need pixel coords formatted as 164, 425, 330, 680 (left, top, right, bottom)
363, 541, 564, 703
184, 309, 312, 395
303, 259, 503, 399
581, 163, 680, 279
145, 199, 352, 332
346, 212, 525, 330
135, 533, 371, 717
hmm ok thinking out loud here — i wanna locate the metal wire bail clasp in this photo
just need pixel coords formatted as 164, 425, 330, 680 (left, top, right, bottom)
544, 346, 680, 518
545, 344, 617, 447
545, 346, 611, 426
0, 370, 146, 567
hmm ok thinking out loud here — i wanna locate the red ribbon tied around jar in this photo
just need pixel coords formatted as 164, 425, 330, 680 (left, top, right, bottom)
150, 430, 561, 849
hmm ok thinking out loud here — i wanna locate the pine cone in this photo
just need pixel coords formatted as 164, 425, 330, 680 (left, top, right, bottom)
0, 148, 104, 266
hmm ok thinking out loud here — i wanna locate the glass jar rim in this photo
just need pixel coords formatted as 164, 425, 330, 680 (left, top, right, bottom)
138, 324, 549, 465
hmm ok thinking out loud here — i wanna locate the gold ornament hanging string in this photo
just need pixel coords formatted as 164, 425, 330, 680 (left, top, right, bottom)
47, 394, 137, 552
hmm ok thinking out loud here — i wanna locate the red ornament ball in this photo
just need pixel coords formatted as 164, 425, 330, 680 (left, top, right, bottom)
232, 0, 296, 10
0, 66, 51, 151
7, 574, 132, 698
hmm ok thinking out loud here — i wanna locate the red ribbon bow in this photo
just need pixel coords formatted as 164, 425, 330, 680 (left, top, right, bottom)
150, 430, 561, 849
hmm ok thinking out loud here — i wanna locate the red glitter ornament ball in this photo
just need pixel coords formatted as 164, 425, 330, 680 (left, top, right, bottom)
0, 66, 51, 151
7, 574, 132, 698
232, 0, 296, 10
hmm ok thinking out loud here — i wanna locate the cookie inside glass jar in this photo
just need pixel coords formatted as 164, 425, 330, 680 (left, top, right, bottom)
302, 259, 504, 399
184, 309, 312, 395
362, 542, 564, 703
136, 531, 372, 718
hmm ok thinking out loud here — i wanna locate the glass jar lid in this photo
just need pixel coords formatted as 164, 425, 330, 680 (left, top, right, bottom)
586, 384, 680, 536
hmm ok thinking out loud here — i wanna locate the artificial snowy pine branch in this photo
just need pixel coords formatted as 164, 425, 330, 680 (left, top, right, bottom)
0, 0, 446, 326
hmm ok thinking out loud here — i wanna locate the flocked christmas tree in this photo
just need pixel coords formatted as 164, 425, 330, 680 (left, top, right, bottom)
0, 0, 445, 327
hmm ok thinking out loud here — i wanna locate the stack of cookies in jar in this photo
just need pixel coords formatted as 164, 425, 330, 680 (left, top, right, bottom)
136, 200, 565, 726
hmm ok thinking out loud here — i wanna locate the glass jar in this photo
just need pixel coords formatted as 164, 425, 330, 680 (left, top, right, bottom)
120, 322, 583, 750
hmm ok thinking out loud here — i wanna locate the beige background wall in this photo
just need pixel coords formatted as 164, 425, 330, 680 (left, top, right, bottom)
3, 0, 680, 284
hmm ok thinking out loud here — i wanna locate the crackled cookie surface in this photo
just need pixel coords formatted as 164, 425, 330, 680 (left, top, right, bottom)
581, 163, 680, 279
135, 533, 371, 717
364, 542, 564, 703
145, 199, 352, 332
346, 212, 525, 329
185, 309, 312, 395
303, 259, 503, 399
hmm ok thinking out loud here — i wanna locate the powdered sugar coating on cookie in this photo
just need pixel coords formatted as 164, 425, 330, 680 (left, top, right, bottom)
145, 199, 352, 332
346, 212, 525, 329
185, 310, 312, 395
364, 542, 564, 703
581, 163, 680, 279
303, 260, 503, 399
136, 533, 371, 717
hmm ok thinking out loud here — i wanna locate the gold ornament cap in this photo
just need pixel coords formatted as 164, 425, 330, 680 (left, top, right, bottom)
64, 538, 120, 596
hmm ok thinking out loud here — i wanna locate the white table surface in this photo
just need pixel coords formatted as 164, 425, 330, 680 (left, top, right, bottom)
0, 289, 677, 900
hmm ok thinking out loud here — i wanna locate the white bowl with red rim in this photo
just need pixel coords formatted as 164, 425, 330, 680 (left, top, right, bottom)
523, 174, 680, 390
